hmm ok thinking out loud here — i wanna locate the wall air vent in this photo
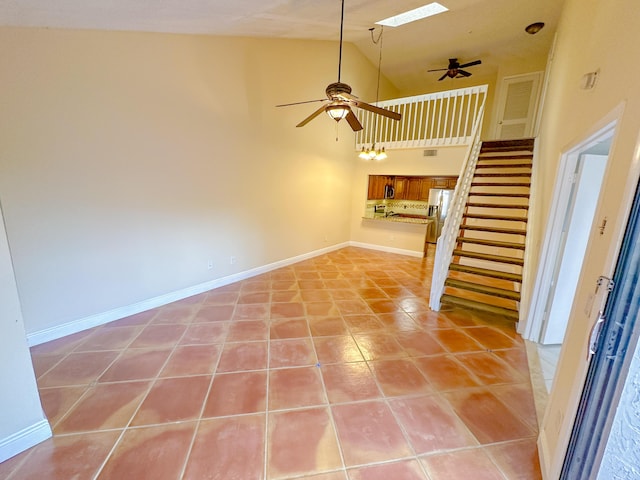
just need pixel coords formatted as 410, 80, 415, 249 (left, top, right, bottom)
423, 149, 438, 157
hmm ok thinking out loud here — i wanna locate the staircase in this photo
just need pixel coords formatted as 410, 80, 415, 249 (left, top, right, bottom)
440, 138, 534, 320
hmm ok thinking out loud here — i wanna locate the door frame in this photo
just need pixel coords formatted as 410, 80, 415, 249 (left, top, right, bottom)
523, 120, 617, 342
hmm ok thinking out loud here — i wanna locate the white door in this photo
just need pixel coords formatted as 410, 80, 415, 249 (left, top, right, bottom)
494, 72, 542, 139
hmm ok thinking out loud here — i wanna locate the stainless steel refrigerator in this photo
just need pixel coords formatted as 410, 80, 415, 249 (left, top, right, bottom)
426, 189, 454, 243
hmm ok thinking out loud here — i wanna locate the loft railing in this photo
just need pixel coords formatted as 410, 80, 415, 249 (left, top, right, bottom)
429, 97, 486, 310
355, 84, 488, 150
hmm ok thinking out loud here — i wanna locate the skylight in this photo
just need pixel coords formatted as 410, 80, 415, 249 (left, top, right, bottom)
375, 2, 449, 27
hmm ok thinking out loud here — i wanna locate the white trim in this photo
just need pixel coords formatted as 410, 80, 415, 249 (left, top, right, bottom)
0, 419, 51, 463
27, 242, 350, 346
348, 241, 423, 258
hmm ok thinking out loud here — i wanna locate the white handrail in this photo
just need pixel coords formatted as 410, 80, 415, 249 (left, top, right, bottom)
429, 99, 486, 310
355, 85, 488, 149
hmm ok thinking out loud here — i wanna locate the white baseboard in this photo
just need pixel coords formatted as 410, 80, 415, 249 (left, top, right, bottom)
27, 242, 350, 346
0, 419, 51, 463
348, 241, 423, 258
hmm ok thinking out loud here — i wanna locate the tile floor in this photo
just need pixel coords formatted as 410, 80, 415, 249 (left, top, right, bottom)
1, 247, 542, 479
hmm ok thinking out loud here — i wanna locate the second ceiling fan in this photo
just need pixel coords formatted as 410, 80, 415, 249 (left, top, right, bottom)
276, 0, 401, 131
428, 58, 482, 81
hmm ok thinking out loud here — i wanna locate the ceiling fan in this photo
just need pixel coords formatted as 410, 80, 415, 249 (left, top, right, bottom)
428, 58, 482, 81
276, 0, 401, 132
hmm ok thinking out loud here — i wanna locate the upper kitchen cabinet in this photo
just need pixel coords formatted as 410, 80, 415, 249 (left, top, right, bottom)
367, 175, 394, 199
367, 175, 458, 201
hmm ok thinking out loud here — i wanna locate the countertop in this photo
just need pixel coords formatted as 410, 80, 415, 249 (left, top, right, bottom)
362, 213, 433, 225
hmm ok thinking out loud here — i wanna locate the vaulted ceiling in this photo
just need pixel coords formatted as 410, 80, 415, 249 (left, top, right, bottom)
0, 0, 564, 92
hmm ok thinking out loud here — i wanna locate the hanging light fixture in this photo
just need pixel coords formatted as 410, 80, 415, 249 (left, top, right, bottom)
359, 26, 388, 161
326, 103, 350, 121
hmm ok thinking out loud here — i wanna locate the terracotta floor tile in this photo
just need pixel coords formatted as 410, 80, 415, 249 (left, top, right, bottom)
320, 362, 381, 403
456, 352, 525, 385
396, 297, 430, 313
74, 326, 142, 351
376, 311, 422, 332
160, 344, 221, 377
298, 279, 326, 290
39, 385, 88, 427
332, 400, 412, 466
237, 292, 271, 305
271, 290, 302, 303
270, 318, 310, 339
151, 305, 197, 324
356, 287, 388, 299
98, 348, 172, 382
301, 290, 333, 302
38, 351, 120, 387
410, 311, 455, 329
396, 331, 446, 357
97, 423, 195, 479
353, 333, 407, 361
334, 299, 372, 315
6, 431, 121, 480
29, 330, 93, 356
268, 408, 342, 478
491, 383, 539, 431
270, 338, 317, 368
369, 358, 432, 397
302, 472, 348, 480
241, 280, 271, 293
389, 395, 477, 454
421, 448, 506, 480
462, 326, 518, 350
55, 381, 150, 433
226, 320, 268, 342
441, 308, 480, 327
30, 353, 66, 379
202, 291, 239, 305
272, 279, 298, 291
486, 438, 543, 479
313, 335, 365, 364
203, 371, 267, 417
343, 314, 386, 334
232, 303, 270, 320
305, 301, 340, 317
171, 293, 207, 306
131, 376, 210, 426
328, 289, 359, 300
179, 322, 228, 345
128, 324, 187, 348
308, 316, 350, 336
414, 355, 481, 391
193, 304, 236, 321
269, 366, 326, 410
183, 415, 265, 480
366, 298, 401, 314
217, 342, 268, 373
443, 388, 536, 445
270, 302, 305, 319
494, 348, 531, 376
430, 328, 486, 353
348, 459, 428, 480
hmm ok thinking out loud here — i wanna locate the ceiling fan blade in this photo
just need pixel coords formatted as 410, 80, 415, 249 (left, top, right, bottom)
438, 72, 448, 81
276, 99, 326, 107
458, 70, 472, 77
345, 109, 363, 131
347, 98, 401, 121
427, 68, 448, 72
459, 59, 482, 69
296, 105, 328, 127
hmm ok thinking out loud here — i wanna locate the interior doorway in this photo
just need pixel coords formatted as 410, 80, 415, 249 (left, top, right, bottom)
525, 122, 615, 349
494, 72, 542, 139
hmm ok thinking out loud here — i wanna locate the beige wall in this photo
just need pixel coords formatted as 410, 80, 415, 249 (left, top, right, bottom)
523, 0, 640, 476
0, 27, 382, 336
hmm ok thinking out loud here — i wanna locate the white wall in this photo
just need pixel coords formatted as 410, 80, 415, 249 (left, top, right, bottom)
0, 28, 384, 340
0, 202, 51, 461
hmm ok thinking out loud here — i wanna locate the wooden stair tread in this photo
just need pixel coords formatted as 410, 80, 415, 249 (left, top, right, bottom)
449, 263, 523, 282
456, 236, 526, 249
468, 192, 530, 198
471, 182, 531, 187
463, 213, 528, 222
452, 249, 525, 266
481, 139, 534, 151
467, 202, 529, 209
475, 163, 532, 169
459, 224, 527, 235
477, 154, 533, 161
440, 294, 519, 320
474, 172, 532, 178
444, 278, 521, 300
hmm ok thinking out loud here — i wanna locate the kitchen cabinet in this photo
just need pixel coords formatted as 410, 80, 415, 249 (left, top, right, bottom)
367, 175, 458, 200
367, 175, 394, 199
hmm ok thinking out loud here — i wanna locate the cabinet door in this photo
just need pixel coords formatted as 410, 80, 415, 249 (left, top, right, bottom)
367, 176, 377, 199
431, 177, 449, 188
447, 177, 458, 189
394, 177, 408, 199
407, 177, 422, 200
419, 178, 431, 201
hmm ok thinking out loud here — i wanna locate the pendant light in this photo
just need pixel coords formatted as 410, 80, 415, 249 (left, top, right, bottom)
359, 26, 388, 161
